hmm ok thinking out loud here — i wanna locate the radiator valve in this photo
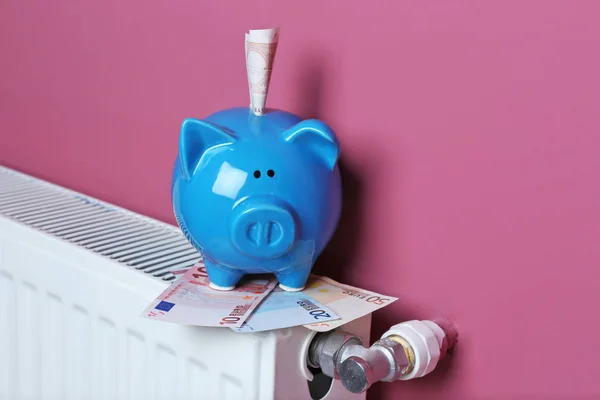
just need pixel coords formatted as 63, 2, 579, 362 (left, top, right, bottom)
307, 319, 458, 394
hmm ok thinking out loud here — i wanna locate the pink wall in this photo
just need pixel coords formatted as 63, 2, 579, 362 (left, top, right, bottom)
2, 1, 599, 398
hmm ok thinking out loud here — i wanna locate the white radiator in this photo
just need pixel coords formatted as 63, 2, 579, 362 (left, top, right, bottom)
0, 165, 372, 400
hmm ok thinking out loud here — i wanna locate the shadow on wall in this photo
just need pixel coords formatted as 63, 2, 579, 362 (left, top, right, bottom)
295, 49, 459, 400
293, 48, 365, 282
314, 158, 364, 282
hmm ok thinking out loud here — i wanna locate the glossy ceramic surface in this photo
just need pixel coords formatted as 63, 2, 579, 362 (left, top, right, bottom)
171, 107, 342, 291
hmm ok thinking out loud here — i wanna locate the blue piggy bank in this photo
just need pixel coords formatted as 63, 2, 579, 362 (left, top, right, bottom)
171, 107, 342, 291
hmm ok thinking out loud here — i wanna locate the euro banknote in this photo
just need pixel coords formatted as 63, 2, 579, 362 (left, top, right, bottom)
230, 286, 340, 333
141, 264, 277, 328
301, 275, 398, 332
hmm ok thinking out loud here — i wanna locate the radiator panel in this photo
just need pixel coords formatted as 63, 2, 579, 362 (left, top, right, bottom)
0, 217, 274, 400
0, 165, 370, 400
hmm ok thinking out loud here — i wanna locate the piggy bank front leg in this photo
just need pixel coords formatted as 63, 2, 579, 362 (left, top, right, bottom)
275, 265, 312, 292
203, 258, 245, 291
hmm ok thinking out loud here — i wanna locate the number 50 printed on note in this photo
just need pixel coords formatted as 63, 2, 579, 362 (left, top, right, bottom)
301, 276, 398, 332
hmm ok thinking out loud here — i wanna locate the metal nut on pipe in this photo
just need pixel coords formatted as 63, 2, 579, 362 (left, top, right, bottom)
308, 330, 364, 379
338, 336, 411, 393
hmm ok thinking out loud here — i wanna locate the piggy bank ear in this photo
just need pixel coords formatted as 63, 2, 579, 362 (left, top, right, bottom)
282, 119, 340, 170
178, 118, 237, 180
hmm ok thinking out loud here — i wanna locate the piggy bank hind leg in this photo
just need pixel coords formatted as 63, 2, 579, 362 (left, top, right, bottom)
275, 266, 311, 292
203, 258, 245, 291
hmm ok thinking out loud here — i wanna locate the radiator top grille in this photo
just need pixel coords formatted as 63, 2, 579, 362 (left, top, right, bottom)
0, 166, 200, 282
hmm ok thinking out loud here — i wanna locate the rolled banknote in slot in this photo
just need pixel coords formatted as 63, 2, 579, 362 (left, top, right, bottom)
245, 27, 279, 116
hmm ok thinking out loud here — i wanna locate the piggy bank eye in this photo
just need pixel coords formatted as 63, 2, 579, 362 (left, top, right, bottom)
267, 169, 275, 178
253, 170, 261, 179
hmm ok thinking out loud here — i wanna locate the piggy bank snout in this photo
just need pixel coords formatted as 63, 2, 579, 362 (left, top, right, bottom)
230, 196, 297, 259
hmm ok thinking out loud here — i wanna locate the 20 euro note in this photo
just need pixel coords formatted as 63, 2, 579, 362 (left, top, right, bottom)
231, 287, 340, 333
301, 275, 398, 332
141, 264, 277, 328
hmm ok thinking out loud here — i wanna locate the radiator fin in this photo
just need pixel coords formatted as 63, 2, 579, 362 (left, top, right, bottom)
126, 330, 148, 400
186, 359, 209, 399
17, 282, 40, 400
155, 345, 178, 399
67, 305, 92, 398
97, 318, 118, 400
220, 374, 244, 400
41, 293, 65, 399
0, 166, 200, 282
0, 272, 16, 400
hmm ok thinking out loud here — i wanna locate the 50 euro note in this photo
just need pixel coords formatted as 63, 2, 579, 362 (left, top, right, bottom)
231, 286, 340, 333
301, 275, 398, 332
245, 27, 279, 116
141, 264, 277, 328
